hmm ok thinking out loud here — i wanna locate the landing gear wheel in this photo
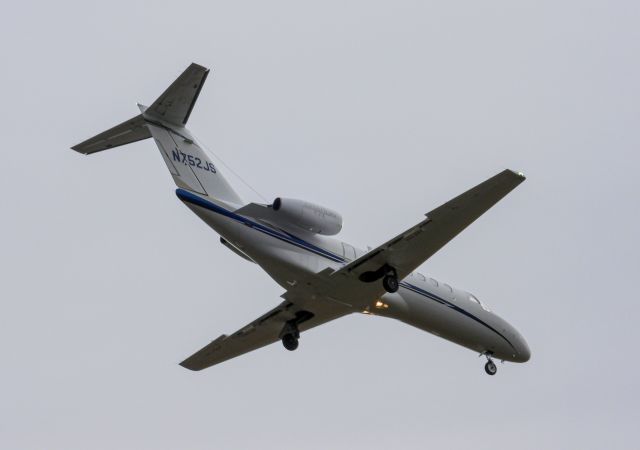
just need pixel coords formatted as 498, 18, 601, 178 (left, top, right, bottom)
484, 360, 497, 376
282, 333, 299, 351
382, 274, 399, 293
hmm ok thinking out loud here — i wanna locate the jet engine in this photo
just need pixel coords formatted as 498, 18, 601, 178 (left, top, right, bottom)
272, 197, 342, 236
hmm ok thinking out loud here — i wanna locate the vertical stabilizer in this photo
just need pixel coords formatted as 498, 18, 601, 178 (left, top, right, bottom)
71, 63, 243, 206
144, 116, 242, 205
145, 63, 209, 127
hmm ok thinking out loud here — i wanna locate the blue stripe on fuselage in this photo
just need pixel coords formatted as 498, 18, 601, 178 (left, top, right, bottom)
175, 189, 345, 263
176, 188, 515, 351
399, 281, 516, 351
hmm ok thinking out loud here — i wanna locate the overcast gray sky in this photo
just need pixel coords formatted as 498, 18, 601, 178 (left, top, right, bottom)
2, 1, 639, 449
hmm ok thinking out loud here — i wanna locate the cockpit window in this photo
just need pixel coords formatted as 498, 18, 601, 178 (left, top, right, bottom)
469, 294, 491, 312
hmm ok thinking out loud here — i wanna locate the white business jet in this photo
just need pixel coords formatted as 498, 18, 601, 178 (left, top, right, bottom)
72, 63, 530, 375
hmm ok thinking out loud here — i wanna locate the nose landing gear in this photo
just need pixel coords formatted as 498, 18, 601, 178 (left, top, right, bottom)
484, 360, 497, 376
482, 352, 498, 376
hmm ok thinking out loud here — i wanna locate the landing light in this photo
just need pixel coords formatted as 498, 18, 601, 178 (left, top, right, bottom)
375, 300, 389, 309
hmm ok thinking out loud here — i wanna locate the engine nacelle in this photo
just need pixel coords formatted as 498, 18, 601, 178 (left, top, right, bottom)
272, 197, 342, 236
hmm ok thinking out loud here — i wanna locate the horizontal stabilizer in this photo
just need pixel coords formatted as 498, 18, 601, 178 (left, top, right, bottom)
71, 114, 151, 154
71, 63, 242, 204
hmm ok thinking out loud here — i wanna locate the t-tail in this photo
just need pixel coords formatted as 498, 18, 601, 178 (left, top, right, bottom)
71, 63, 242, 206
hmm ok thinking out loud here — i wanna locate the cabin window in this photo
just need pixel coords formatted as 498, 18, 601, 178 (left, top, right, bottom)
429, 278, 438, 287
444, 283, 453, 293
416, 273, 426, 281
342, 243, 356, 261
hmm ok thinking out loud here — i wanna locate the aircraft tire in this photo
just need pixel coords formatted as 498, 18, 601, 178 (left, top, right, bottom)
382, 275, 399, 293
484, 360, 497, 376
282, 334, 299, 351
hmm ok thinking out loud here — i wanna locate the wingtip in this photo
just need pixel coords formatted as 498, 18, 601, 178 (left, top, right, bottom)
189, 62, 210, 73
70, 144, 87, 154
506, 169, 526, 181
179, 360, 203, 371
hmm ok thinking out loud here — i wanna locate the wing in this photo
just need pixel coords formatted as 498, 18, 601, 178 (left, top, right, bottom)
180, 296, 350, 371
334, 169, 526, 286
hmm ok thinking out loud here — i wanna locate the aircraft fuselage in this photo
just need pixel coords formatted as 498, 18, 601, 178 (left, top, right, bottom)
179, 188, 531, 364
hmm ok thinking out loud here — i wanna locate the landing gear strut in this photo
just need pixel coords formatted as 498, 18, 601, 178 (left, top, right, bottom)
484, 354, 497, 376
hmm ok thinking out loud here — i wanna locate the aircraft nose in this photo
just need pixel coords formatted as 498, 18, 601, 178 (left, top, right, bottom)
514, 333, 531, 363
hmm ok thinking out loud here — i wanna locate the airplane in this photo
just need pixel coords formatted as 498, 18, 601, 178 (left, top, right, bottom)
72, 63, 531, 375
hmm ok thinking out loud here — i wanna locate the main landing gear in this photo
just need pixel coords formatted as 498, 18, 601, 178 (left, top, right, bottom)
282, 332, 299, 351
358, 264, 399, 293
483, 353, 498, 376
280, 311, 314, 352
280, 320, 300, 351
382, 268, 399, 293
